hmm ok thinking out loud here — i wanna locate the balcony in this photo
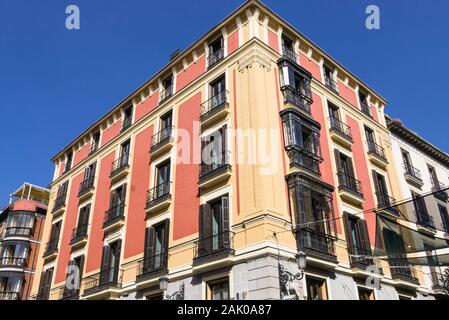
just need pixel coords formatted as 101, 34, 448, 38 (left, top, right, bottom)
150, 126, 174, 158
4, 227, 32, 239
281, 85, 312, 115
136, 252, 168, 285
431, 272, 449, 296
78, 176, 95, 201
193, 231, 235, 269
337, 172, 364, 206
390, 263, 420, 288
51, 194, 67, 217
0, 257, 26, 271
403, 164, 424, 187
287, 146, 322, 176
367, 141, 389, 168
146, 182, 172, 214
70, 224, 89, 248
60, 287, 80, 300
110, 154, 130, 184
121, 117, 132, 132
329, 117, 353, 148
282, 46, 298, 63
431, 179, 448, 202
324, 75, 339, 94
207, 47, 225, 69
159, 85, 173, 104
376, 192, 400, 218
200, 91, 230, 128
414, 210, 436, 235
360, 101, 372, 118
199, 152, 232, 190
348, 246, 374, 270
89, 143, 99, 156
82, 268, 121, 299
43, 239, 59, 260
296, 228, 337, 266
103, 204, 126, 232
0, 292, 20, 301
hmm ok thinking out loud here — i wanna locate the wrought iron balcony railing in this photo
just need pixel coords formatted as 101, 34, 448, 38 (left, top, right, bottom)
146, 182, 171, 209
348, 246, 374, 270
70, 224, 89, 244
414, 210, 435, 230
376, 192, 400, 216
282, 45, 298, 62
159, 85, 173, 103
103, 204, 125, 228
83, 267, 121, 296
78, 175, 95, 197
89, 142, 99, 155
324, 75, 339, 93
296, 228, 337, 262
199, 151, 231, 179
110, 154, 130, 177
44, 238, 59, 257
431, 271, 449, 292
0, 257, 26, 269
52, 193, 67, 213
431, 179, 448, 201
200, 91, 228, 119
207, 47, 225, 68
337, 172, 364, 198
0, 292, 20, 300
403, 163, 423, 182
151, 126, 174, 152
389, 263, 419, 284
360, 101, 372, 117
5, 227, 32, 238
121, 116, 132, 132
287, 145, 322, 176
281, 85, 312, 114
329, 116, 352, 140
136, 252, 168, 281
367, 141, 387, 161
194, 231, 234, 261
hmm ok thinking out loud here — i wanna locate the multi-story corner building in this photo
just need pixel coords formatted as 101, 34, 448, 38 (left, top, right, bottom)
0, 183, 50, 300
387, 116, 449, 300
29, 0, 447, 300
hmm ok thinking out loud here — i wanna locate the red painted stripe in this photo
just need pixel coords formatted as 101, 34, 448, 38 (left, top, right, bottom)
232, 69, 241, 216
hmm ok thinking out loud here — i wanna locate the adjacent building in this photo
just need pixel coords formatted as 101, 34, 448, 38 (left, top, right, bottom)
29, 0, 449, 300
0, 183, 50, 300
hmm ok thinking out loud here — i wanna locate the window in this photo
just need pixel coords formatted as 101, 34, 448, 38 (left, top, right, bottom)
115, 140, 130, 170
208, 36, 224, 68
47, 221, 61, 253
0, 242, 28, 267
343, 213, 372, 266
279, 61, 313, 112
160, 76, 173, 102
108, 184, 127, 220
372, 171, 392, 208
64, 151, 73, 173
438, 205, 449, 233
91, 131, 101, 152
411, 192, 431, 228
0, 276, 22, 298
99, 240, 122, 285
328, 102, 340, 121
63, 255, 85, 298
281, 35, 296, 62
428, 165, 440, 189
210, 76, 226, 107
324, 65, 338, 93
37, 268, 54, 300
198, 195, 230, 257
306, 277, 328, 300
200, 126, 229, 177
401, 149, 412, 170
122, 106, 133, 131
155, 160, 171, 195
207, 278, 230, 300
75, 204, 90, 237
80, 162, 96, 193
143, 220, 169, 272
358, 287, 375, 300
334, 150, 360, 194
5, 211, 35, 236
365, 126, 375, 144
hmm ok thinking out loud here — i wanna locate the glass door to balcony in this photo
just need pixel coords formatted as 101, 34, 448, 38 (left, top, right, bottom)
210, 76, 226, 108
153, 224, 165, 269
156, 161, 171, 199
211, 200, 223, 251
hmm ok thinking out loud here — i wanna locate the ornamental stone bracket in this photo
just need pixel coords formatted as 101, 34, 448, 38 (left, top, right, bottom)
238, 48, 272, 73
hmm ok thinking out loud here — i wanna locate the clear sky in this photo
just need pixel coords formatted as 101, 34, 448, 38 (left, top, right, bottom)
1, 0, 449, 206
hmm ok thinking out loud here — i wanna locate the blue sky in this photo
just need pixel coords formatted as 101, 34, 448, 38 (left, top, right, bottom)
1, 0, 448, 206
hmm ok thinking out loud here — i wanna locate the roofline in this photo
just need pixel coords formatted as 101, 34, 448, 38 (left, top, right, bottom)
11, 182, 51, 196
51, 0, 388, 161
386, 114, 449, 169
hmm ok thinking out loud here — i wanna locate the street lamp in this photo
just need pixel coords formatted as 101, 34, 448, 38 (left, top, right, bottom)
158, 276, 184, 300
278, 251, 307, 300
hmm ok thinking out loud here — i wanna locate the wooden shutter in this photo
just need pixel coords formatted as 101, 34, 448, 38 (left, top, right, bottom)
221, 196, 230, 232
120, 183, 127, 206
221, 125, 227, 164
343, 212, 354, 253
99, 245, 111, 283
372, 171, 380, 195
82, 204, 91, 226
199, 204, 212, 254
163, 219, 170, 254
113, 240, 122, 282
37, 270, 48, 299
334, 150, 342, 172
78, 255, 85, 288
356, 219, 372, 255
144, 227, 155, 270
